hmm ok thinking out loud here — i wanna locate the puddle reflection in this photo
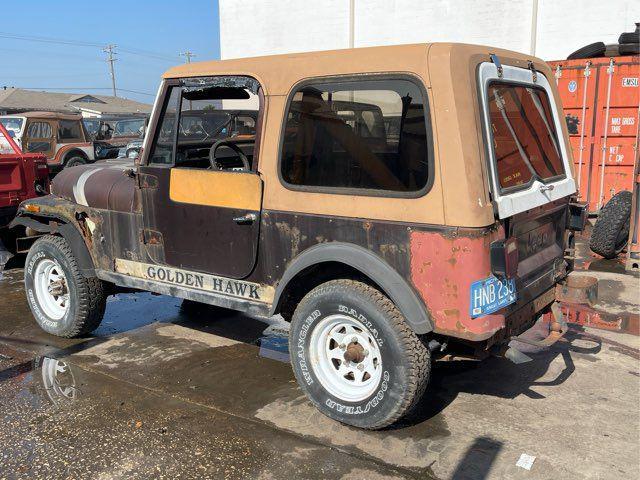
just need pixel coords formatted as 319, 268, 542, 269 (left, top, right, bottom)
36, 357, 79, 406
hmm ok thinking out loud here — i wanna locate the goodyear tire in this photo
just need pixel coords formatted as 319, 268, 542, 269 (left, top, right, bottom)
590, 191, 632, 259
619, 43, 640, 56
65, 156, 86, 168
567, 42, 606, 60
289, 279, 430, 429
25, 235, 106, 337
618, 26, 639, 45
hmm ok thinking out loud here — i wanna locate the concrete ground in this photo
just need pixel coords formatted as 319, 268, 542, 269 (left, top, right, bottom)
0, 241, 638, 479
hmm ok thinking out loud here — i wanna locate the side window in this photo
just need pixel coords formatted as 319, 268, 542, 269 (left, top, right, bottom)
148, 87, 181, 165
280, 77, 430, 194
27, 121, 52, 139
58, 120, 83, 141
25, 121, 53, 153
175, 82, 259, 170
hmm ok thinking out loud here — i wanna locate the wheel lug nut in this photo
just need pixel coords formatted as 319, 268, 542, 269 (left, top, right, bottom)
363, 349, 369, 357
357, 364, 364, 371
351, 337, 358, 343
339, 344, 346, 349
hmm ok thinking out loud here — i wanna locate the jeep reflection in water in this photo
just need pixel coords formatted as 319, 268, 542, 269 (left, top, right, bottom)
10, 44, 588, 429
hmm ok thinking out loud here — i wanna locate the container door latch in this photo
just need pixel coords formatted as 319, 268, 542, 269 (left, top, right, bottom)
527, 60, 538, 83
490, 53, 503, 78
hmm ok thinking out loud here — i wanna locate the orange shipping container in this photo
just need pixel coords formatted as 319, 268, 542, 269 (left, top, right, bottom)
548, 55, 639, 213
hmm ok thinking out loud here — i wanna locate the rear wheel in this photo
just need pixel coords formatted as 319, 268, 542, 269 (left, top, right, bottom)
65, 156, 86, 168
289, 279, 430, 429
590, 191, 632, 259
25, 235, 106, 337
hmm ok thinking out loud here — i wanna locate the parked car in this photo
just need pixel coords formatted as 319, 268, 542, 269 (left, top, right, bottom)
11, 43, 589, 429
84, 116, 148, 160
0, 121, 49, 267
0, 112, 95, 171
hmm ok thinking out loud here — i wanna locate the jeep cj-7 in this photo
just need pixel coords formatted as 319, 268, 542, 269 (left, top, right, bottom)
11, 43, 589, 429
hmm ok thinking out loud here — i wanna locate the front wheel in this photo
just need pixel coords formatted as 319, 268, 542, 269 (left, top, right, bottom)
289, 279, 430, 429
25, 235, 106, 337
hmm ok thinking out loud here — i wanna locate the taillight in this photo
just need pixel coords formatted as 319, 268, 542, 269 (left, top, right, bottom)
490, 237, 519, 279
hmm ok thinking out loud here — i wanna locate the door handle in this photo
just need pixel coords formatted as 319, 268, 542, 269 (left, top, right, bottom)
233, 212, 257, 224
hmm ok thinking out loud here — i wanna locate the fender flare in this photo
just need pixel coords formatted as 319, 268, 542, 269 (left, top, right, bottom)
270, 242, 433, 334
9, 215, 96, 277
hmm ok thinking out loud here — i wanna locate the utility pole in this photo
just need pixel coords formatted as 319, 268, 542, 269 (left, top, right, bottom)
103, 44, 118, 97
180, 51, 196, 63
530, 0, 539, 56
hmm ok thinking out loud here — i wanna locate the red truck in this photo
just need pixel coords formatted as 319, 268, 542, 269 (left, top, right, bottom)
0, 122, 49, 267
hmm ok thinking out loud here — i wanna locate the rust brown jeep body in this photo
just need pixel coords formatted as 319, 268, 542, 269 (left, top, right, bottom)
12, 43, 587, 429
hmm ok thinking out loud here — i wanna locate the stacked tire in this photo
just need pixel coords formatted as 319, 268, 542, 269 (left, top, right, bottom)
567, 23, 639, 59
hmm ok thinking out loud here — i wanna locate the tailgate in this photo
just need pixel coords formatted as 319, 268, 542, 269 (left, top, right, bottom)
478, 61, 574, 302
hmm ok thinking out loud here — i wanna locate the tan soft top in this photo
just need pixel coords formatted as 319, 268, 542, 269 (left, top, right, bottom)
20, 111, 83, 121
161, 43, 565, 228
163, 43, 550, 96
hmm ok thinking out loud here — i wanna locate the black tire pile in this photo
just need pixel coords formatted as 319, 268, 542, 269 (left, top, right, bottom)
567, 23, 639, 59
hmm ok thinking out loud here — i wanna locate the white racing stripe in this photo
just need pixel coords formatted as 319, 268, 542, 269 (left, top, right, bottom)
72, 168, 103, 206
71, 163, 134, 206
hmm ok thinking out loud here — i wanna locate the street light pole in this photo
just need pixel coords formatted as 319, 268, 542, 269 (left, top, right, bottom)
103, 44, 118, 97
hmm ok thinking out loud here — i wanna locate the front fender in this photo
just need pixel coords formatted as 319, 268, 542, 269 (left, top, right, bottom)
10, 199, 97, 277
271, 242, 433, 334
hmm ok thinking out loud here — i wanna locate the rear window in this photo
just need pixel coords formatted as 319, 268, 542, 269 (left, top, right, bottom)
280, 77, 430, 195
487, 82, 565, 190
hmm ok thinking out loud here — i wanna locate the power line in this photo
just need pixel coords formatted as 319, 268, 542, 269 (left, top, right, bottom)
17, 87, 156, 97
0, 31, 101, 47
0, 31, 178, 62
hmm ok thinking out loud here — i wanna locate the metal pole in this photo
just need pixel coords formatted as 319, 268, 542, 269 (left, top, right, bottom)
349, 0, 355, 49
530, 0, 539, 56
577, 61, 591, 198
103, 44, 118, 97
597, 58, 615, 211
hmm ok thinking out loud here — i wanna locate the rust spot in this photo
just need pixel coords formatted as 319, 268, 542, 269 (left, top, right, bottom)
444, 309, 460, 318
446, 257, 457, 266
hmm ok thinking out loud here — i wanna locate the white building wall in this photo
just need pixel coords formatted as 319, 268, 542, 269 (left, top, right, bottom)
220, 0, 639, 61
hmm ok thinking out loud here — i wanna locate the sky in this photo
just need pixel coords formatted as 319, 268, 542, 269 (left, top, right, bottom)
2, 0, 220, 104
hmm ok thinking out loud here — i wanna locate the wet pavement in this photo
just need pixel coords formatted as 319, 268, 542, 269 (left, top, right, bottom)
0, 242, 639, 479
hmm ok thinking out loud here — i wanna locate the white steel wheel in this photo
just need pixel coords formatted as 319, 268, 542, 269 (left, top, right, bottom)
33, 258, 69, 321
308, 314, 383, 403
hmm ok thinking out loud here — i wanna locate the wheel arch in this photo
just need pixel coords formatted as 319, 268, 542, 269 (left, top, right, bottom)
63, 148, 89, 165
10, 214, 97, 277
270, 242, 433, 334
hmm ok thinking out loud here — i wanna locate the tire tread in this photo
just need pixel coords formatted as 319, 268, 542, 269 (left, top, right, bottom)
589, 191, 632, 259
31, 235, 106, 337
294, 279, 430, 430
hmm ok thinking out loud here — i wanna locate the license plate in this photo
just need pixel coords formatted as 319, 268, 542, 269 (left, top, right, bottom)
470, 275, 517, 318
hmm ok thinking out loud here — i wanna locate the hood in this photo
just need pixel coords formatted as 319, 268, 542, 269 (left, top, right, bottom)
51, 161, 136, 213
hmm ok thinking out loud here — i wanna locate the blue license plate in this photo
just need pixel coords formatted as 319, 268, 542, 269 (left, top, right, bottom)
469, 276, 517, 318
